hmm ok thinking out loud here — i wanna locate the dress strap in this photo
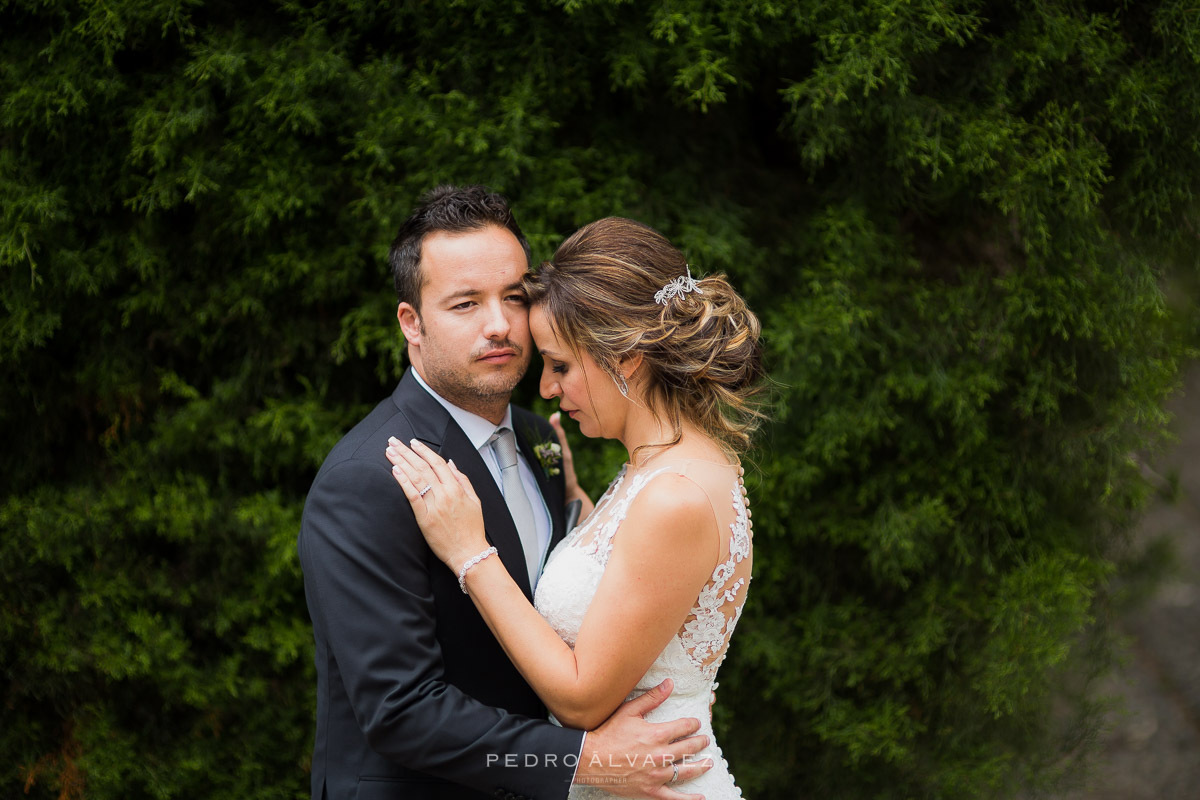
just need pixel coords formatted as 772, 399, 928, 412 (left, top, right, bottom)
572, 465, 673, 566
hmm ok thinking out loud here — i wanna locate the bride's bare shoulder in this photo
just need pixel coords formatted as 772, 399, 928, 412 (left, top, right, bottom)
615, 471, 721, 557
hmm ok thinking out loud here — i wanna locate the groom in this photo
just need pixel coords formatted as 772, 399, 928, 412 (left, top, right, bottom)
299, 185, 710, 800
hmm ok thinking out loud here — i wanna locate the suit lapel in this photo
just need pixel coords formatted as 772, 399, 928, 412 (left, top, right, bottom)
393, 371, 535, 600
513, 418, 566, 549
440, 426, 534, 600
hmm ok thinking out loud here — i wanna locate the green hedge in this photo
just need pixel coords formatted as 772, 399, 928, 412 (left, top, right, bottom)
3, 2, 1196, 798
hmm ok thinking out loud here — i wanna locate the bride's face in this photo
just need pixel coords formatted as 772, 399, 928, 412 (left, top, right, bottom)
529, 305, 626, 440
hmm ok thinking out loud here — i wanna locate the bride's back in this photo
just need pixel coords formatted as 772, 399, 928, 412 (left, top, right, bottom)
537, 455, 753, 800
569, 454, 753, 682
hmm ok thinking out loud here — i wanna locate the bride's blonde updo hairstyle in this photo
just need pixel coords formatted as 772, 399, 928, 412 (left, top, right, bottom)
524, 217, 765, 455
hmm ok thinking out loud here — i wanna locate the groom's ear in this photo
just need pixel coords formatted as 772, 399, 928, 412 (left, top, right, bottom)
397, 302, 423, 344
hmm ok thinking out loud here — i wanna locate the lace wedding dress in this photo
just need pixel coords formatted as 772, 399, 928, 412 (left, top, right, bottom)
534, 459, 753, 800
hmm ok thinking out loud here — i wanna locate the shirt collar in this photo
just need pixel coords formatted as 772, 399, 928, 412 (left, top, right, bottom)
411, 368, 513, 451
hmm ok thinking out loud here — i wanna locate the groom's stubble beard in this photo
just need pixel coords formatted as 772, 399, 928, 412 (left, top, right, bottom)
420, 334, 531, 419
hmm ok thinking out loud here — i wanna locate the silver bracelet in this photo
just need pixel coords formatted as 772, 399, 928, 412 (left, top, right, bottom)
457, 546, 498, 594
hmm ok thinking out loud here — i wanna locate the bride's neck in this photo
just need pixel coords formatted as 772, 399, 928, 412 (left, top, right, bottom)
618, 403, 706, 468
618, 402, 669, 466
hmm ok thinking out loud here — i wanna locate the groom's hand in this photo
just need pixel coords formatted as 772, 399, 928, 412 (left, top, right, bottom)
575, 679, 713, 800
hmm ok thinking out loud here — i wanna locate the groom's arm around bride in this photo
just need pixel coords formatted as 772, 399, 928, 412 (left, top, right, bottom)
299, 381, 708, 800
298, 184, 710, 800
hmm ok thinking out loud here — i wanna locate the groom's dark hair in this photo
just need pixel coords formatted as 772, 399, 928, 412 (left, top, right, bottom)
388, 184, 531, 310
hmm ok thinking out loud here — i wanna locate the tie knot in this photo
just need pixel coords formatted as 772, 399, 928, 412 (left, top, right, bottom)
490, 427, 518, 470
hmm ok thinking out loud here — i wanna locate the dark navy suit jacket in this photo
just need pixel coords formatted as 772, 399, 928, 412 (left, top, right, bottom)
299, 369, 583, 800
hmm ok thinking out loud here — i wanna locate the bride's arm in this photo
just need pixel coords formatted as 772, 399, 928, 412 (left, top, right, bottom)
388, 439, 717, 730
460, 475, 716, 729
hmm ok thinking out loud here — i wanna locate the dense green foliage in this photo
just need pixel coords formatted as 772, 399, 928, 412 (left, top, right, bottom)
3, 1, 1197, 798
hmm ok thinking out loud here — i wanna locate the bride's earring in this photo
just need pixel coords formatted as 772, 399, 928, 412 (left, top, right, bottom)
614, 372, 629, 398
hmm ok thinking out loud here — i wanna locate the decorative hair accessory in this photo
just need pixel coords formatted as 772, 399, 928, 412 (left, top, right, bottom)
654, 264, 704, 305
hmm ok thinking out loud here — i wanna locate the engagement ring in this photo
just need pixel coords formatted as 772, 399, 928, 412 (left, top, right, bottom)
419, 484, 432, 497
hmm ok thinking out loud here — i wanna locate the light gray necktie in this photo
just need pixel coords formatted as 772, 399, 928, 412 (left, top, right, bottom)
489, 427, 541, 586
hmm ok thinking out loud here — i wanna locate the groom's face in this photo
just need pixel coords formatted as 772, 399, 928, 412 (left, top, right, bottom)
397, 224, 532, 419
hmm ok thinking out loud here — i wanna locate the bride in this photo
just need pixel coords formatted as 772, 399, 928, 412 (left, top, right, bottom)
387, 217, 764, 799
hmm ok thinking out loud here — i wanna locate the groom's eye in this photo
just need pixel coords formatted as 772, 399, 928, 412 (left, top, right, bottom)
506, 293, 528, 305
451, 301, 475, 310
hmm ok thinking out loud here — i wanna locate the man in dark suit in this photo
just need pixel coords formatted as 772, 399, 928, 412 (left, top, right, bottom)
299, 186, 709, 800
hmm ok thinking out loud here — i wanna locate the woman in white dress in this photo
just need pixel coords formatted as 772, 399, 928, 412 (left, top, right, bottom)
387, 217, 764, 800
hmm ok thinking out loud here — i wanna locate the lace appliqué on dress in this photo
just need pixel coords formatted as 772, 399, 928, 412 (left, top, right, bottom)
534, 460, 752, 800
572, 466, 643, 565
678, 481, 752, 679
561, 463, 752, 679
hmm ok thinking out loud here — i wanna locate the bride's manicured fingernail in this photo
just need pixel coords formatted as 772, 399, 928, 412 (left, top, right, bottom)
387, 436, 399, 446
392, 465, 402, 475
410, 438, 420, 448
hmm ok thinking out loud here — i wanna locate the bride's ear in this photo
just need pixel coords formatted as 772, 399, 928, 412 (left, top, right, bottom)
618, 352, 644, 381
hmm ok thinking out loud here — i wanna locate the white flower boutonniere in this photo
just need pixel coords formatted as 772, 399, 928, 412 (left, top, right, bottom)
531, 437, 562, 477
